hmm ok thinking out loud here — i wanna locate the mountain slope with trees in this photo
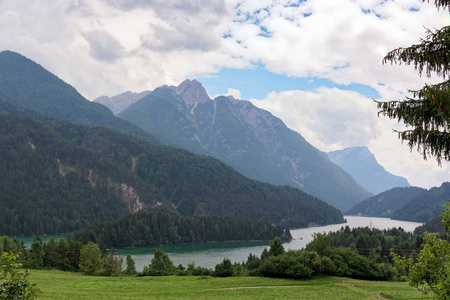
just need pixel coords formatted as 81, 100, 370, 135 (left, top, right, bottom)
391, 182, 450, 223
346, 183, 450, 224
0, 99, 344, 236
117, 80, 371, 211
0, 50, 159, 145
73, 211, 292, 248
0, 113, 139, 235
345, 187, 426, 217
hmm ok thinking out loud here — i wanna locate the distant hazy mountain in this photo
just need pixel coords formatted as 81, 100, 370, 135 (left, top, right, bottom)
0, 51, 159, 144
327, 146, 410, 195
93, 90, 151, 115
118, 79, 371, 211
345, 186, 426, 217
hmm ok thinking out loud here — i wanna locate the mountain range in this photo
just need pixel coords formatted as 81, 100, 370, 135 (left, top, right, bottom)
104, 79, 371, 211
327, 146, 410, 195
0, 50, 345, 235
97, 89, 408, 200
0, 51, 159, 145
94, 90, 151, 115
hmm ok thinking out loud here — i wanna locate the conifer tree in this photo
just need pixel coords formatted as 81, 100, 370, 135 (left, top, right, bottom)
377, 0, 449, 164
125, 254, 136, 275
268, 237, 284, 257
382, 3, 450, 298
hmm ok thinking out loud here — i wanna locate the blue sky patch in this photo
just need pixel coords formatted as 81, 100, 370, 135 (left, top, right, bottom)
197, 67, 380, 100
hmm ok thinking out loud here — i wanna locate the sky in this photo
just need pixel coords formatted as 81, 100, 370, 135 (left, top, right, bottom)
0, 0, 449, 189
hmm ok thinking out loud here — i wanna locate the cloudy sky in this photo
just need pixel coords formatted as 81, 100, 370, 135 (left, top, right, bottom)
0, 0, 449, 189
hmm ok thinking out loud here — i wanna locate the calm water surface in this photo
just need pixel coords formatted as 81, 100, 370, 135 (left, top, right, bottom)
115, 216, 423, 271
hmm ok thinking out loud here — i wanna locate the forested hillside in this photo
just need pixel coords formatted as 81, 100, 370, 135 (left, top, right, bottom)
345, 187, 426, 217
0, 100, 344, 236
0, 50, 159, 144
118, 80, 371, 211
0, 114, 142, 235
414, 215, 446, 234
391, 182, 450, 223
73, 211, 292, 248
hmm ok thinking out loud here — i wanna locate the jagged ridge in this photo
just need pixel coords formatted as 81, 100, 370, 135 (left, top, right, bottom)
118, 80, 371, 211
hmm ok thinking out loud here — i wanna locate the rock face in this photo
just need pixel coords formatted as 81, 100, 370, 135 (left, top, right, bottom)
94, 90, 151, 115
175, 79, 211, 104
118, 80, 371, 211
327, 146, 410, 195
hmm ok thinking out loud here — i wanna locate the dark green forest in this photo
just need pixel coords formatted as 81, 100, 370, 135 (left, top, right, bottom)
414, 215, 447, 234
0, 113, 141, 235
345, 187, 426, 217
345, 184, 450, 226
4, 221, 445, 281
391, 182, 450, 223
0, 98, 344, 236
72, 211, 292, 248
322, 226, 425, 261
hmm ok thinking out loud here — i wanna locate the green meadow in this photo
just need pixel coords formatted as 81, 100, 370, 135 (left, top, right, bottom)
29, 270, 430, 300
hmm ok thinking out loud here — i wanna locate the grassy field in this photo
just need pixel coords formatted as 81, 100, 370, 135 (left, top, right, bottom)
29, 270, 431, 300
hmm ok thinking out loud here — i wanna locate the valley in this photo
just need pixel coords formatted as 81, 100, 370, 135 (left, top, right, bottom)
0, 1, 449, 299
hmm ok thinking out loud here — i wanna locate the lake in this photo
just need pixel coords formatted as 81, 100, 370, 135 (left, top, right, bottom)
114, 216, 423, 271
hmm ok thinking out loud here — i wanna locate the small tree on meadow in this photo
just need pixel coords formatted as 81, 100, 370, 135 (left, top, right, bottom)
79, 242, 102, 275
148, 249, 175, 276
125, 254, 136, 275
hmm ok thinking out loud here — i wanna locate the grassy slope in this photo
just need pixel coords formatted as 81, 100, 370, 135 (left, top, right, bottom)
30, 270, 429, 300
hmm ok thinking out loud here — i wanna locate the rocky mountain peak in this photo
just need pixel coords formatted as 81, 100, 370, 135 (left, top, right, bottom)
331, 146, 374, 164
176, 79, 210, 104
93, 90, 151, 115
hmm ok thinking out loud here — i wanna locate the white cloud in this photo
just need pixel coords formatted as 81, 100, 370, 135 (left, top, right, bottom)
1, 0, 446, 99
0, 0, 448, 188
250, 87, 450, 189
231, 0, 447, 91
226, 88, 242, 99
250, 88, 380, 152
368, 122, 450, 189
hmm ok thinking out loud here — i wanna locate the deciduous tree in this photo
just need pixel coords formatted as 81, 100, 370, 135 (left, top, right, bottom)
0, 252, 41, 299
79, 242, 101, 275
148, 249, 175, 276
396, 204, 450, 299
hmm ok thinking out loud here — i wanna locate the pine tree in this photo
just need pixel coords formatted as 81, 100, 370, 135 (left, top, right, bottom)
268, 237, 284, 257
29, 237, 44, 268
377, 0, 449, 164
125, 254, 136, 275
